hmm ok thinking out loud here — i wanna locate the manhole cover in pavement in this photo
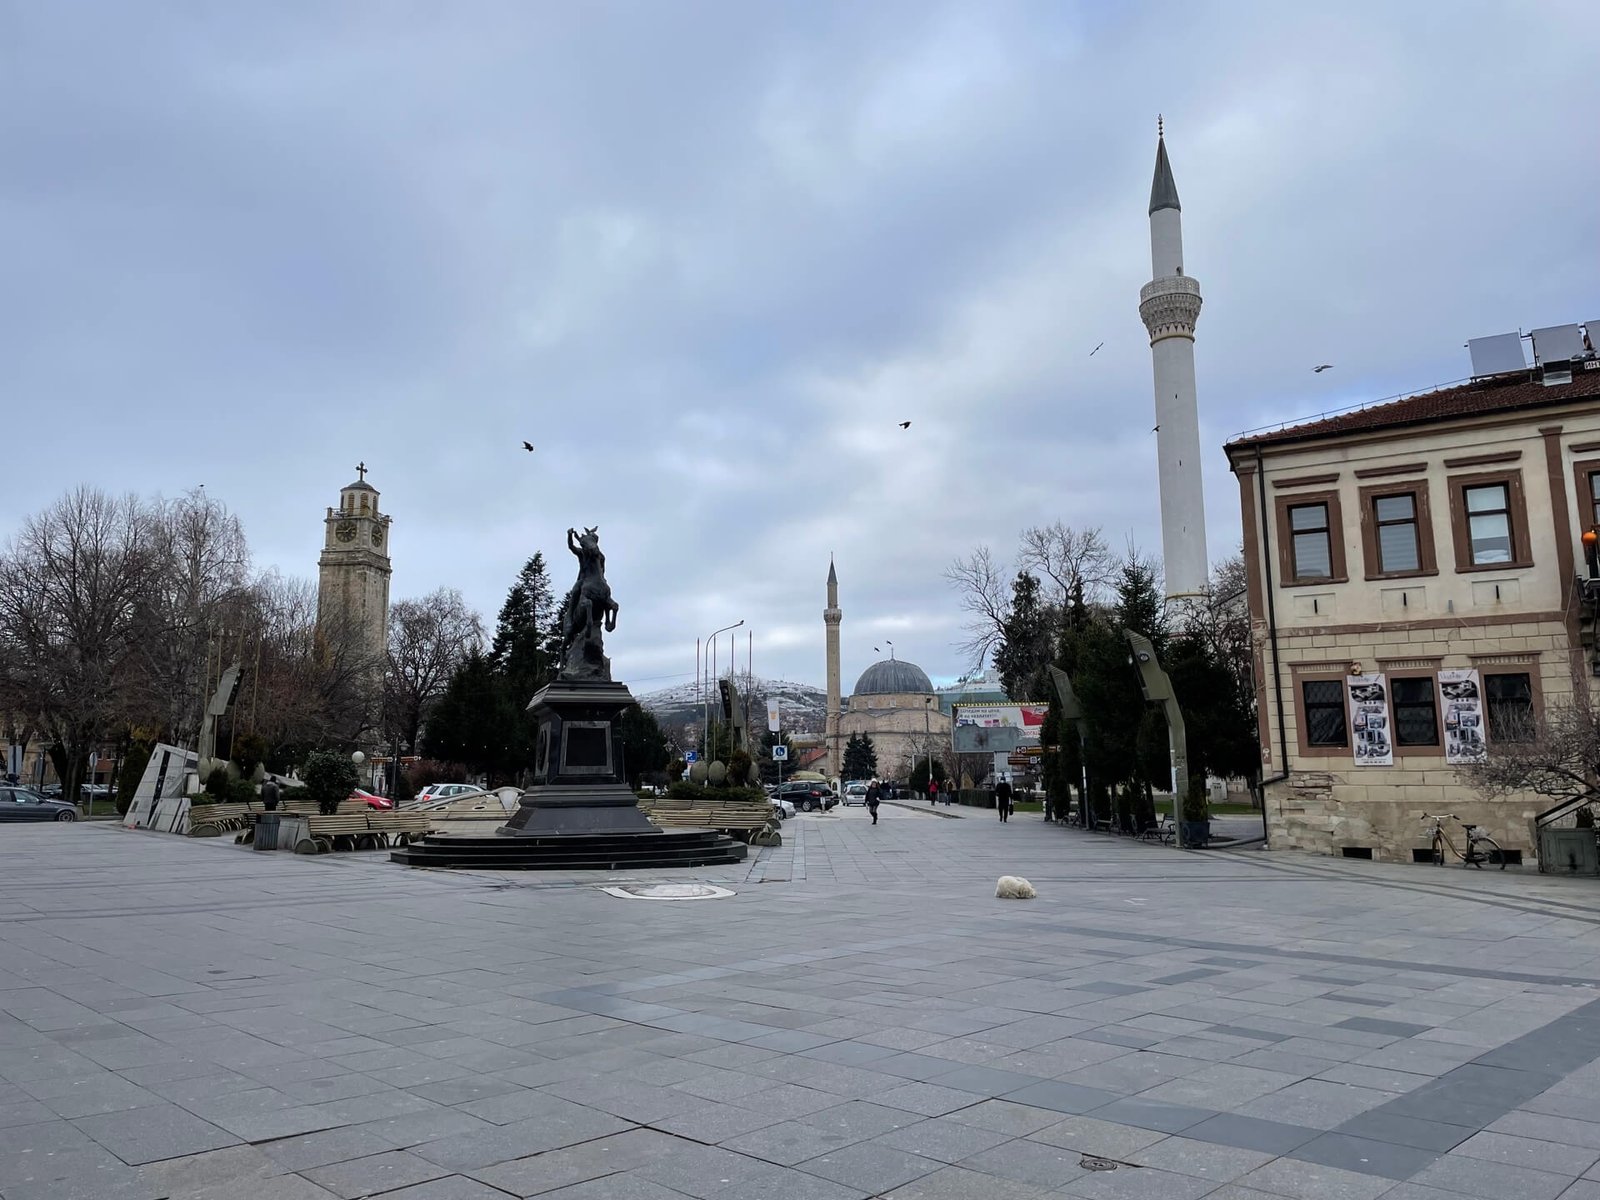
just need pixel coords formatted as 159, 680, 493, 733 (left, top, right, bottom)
1080, 1156, 1120, 1172
599, 883, 734, 901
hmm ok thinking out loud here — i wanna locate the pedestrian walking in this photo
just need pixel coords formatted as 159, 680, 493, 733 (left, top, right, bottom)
927, 777, 939, 807
995, 776, 1013, 823
866, 779, 881, 825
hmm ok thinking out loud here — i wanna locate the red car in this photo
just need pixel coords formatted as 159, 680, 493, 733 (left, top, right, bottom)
350, 789, 394, 810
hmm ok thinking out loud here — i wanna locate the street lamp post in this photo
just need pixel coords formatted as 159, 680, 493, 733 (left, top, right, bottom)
703, 620, 744, 758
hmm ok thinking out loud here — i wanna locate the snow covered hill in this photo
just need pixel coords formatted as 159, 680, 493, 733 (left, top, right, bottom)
639, 676, 828, 738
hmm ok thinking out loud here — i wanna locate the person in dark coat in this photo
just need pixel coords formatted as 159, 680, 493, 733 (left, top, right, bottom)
866, 779, 881, 825
995, 776, 1013, 823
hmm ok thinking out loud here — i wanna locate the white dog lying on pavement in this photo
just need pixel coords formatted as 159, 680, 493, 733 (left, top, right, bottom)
995, 875, 1036, 899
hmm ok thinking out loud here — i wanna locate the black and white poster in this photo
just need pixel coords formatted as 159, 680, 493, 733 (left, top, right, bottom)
1439, 668, 1486, 765
1346, 673, 1393, 766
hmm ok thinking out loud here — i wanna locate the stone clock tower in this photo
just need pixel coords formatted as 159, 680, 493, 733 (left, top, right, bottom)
317, 463, 393, 665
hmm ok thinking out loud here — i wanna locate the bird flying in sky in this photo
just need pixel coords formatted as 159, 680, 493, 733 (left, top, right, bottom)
898, 421, 911, 429
522, 441, 535, 451
1090, 342, 1104, 356
1152, 425, 1160, 433
1312, 364, 1334, 373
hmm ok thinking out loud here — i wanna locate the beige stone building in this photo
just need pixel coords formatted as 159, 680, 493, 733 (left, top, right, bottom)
839, 658, 951, 783
316, 464, 393, 667
1225, 358, 1600, 863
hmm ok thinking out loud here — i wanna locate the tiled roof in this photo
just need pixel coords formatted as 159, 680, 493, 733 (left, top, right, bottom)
1226, 368, 1600, 451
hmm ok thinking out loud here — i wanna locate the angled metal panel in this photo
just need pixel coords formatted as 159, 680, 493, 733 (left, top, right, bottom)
1467, 332, 1526, 377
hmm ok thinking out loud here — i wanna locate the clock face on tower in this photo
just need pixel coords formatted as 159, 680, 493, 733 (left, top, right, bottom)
335, 520, 356, 543
371, 526, 384, 547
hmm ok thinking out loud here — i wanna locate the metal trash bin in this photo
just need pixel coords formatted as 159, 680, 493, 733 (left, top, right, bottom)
1538, 827, 1598, 875
253, 813, 280, 852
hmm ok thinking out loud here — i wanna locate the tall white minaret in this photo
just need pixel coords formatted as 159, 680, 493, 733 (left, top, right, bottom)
1138, 119, 1209, 600
824, 559, 842, 777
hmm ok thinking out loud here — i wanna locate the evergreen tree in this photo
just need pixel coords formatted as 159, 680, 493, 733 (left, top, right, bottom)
422, 651, 516, 780
1114, 557, 1168, 656
841, 732, 878, 780
489, 554, 561, 704
993, 571, 1054, 700
619, 703, 671, 789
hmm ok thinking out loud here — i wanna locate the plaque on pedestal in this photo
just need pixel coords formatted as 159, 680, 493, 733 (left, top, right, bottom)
499, 679, 658, 837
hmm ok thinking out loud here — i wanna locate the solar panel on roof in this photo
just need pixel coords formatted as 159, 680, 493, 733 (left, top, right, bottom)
1530, 324, 1585, 365
1588, 323, 1599, 353
1467, 333, 1526, 378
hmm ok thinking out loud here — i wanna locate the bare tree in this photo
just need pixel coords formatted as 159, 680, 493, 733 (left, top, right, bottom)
0, 488, 165, 803
385, 588, 484, 753
1465, 679, 1597, 820
1018, 523, 1115, 608
945, 546, 1009, 672
128, 488, 254, 746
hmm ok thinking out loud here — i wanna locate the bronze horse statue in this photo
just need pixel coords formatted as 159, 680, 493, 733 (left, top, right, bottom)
558, 526, 620, 680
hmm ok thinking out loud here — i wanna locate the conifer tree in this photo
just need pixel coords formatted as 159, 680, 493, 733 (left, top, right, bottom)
842, 732, 878, 780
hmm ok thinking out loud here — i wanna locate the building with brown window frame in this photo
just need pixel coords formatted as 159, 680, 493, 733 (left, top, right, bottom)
1225, 362, 1600, 863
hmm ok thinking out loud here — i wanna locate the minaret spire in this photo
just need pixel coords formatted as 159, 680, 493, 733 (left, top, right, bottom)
1138, 122, 1209, 600
823, 559, 843, 778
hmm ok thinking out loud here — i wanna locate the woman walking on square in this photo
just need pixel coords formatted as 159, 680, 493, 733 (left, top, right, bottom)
927, 777, 939, 807
866, 779, 881, 825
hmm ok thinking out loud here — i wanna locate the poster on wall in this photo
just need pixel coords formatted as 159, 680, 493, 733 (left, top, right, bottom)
1346, 673, 1393, 767
1439, 668, 1486, 765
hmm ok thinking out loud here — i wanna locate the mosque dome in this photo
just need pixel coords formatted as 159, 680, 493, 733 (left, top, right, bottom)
853, 659, 934, 697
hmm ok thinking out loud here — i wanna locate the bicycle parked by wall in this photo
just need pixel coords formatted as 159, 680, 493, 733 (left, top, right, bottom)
1421, 812, 1506, 869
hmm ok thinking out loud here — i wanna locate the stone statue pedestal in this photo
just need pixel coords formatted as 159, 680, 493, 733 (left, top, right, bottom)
498, 679, 658, 837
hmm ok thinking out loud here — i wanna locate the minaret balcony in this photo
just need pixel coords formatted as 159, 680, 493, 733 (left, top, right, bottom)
1139, 275, 1203, 341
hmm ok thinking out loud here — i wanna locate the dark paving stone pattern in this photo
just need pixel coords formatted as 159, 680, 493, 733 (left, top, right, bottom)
5, 809, 1600, 1199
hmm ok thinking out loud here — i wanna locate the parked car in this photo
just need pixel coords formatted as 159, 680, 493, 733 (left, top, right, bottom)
0, 787, 79, 822
842, 781, 870, 807
769, 795, 796, 821
38, 784, 63, 800
414, 783, 479, 805
350, 789, 394, 810
775, 781, 838, 813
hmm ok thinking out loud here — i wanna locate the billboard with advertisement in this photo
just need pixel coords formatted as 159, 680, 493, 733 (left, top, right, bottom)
953, 704, 1047, 747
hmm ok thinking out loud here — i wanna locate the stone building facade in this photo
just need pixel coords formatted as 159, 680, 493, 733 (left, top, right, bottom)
1226, 363, 1600, 863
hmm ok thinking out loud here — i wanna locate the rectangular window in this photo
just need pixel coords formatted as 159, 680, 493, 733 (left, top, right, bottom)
1290, 503, 1332, 579
1392, 677, 1440, 746
1302, 680, 1348, 746
1590, 471, 1600, 528
1464, 483, 1513, 565
1374, 493, 1420, 573
1485, 673, 1534, 743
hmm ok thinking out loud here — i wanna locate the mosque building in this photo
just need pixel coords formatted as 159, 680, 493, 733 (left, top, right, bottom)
823, 564, 952, 781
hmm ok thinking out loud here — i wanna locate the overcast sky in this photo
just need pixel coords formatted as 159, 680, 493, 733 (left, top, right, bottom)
4, 2, 1594, 695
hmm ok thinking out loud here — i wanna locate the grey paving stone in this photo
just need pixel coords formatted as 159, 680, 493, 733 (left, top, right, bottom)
872, 1115, 1011, 1163
304, 1149, 450, 1198
1408, 1153, 1576, 1200
1060, 1163, 1222, 1199
1087, 1098, 1216, 1134
1292, 1131, 1440, 1179
721, 1120, 862, 1166
1488, 1109, 1600, 1149
1338, 1110, 1473, 1152
942, 1099, 1061, 1136
1451, 1129, 1600, 1176
1235, 1156, 1402, 1200
412, 1109, 634, 1171
704, 1161, 870, 1200
875, 1163, 1058, 1199
470, 1128, 686, 1196
1125, 1136, 1275, 1182
1004, 1080, 1121, 1115
959, 1138, 1097, 1189
1333, 1017, 1433, 1038
799, 1100, 925, 1139
73, 1102, 240, 1165
372, 1176, 526, 1199
797, 1140, 942, 1193
924, 1064, 1044, 1097
871, 1081, 983, 1116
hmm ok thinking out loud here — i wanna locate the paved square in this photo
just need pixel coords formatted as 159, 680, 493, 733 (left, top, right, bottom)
5, 805, 1600, 1199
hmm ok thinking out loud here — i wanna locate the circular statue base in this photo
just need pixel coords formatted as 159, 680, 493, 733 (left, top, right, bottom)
389, 828, 747, 871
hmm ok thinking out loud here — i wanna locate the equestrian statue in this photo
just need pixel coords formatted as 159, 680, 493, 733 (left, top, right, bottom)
558, 526, 620, 681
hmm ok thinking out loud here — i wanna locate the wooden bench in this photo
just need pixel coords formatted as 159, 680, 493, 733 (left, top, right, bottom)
637, 797, 776, 839
291, 811, 435, 854
187, 803, 256, 838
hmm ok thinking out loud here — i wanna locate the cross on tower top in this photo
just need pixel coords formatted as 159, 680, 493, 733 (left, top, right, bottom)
355, 461, 367, 482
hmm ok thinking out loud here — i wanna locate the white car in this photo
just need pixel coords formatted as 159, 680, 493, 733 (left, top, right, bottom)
842, 781, 870, 807
414, 782, 481, 805
770, 796, 796, 821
